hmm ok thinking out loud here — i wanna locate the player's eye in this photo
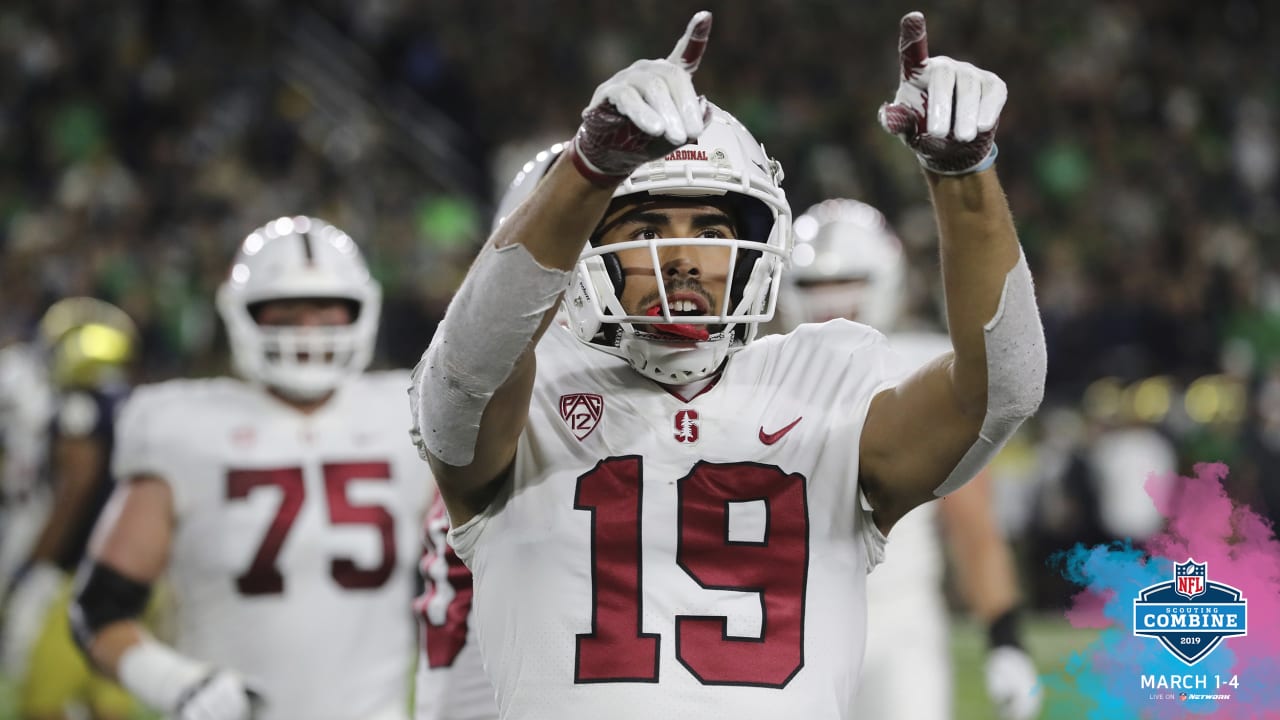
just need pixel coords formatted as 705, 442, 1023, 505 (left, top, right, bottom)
629, 227, 662, 240
697, 228, 728, 239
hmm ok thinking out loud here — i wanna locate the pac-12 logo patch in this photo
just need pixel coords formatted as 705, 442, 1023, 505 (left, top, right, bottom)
559, 393, 603, 441
1132, 558, 1247, 665
674, 409, 699, 444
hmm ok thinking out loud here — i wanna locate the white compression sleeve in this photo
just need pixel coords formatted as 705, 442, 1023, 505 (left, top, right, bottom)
410, 242, 572, 467
934, 251, 1046, 496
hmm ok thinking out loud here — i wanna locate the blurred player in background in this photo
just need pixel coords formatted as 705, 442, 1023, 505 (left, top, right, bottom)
782, 199, 1041, 720
2, 298, 140, 720
410, 9, 1045, 719
414, 494, 497, 720
73, 217, 432, 720
0, 338, 55, 601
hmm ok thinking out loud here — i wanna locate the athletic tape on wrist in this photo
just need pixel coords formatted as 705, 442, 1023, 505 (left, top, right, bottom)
411, 242, 572, 467
934, 250, 1045, 496
988, 607, 1025, 649
117, 637, 211, 713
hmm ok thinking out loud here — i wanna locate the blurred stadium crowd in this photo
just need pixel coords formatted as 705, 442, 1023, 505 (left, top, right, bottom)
2, 0, 1279, 610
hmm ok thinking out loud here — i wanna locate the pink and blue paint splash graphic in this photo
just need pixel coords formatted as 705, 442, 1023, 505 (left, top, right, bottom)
1048, 463, 1280, 719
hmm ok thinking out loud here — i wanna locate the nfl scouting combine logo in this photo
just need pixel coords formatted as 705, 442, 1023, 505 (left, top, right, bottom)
1132, 558, 1247, 665
559, 393, 603, 441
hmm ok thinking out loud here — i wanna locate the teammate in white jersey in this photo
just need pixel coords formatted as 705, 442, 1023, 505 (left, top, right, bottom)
0, 341, 54, 600
72, 217, 433, 720
411, 11, 1046, 720
413, 494, 497, 720
784, 198, 1041, 720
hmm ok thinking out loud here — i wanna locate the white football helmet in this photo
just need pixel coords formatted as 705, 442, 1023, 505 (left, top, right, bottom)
563, 104, 792, 383
216, 216, 381, 400
786, 199, 904, 329
492, 141, 568, 231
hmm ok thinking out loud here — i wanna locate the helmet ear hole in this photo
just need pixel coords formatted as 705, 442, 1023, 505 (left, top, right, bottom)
602, 253, 625, 297
729, 248, 763, 311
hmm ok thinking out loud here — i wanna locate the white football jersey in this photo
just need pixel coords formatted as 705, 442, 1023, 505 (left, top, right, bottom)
0, 343, 53, 499
0, 343, 54, 593
449, 322, 895, 720
113, 372, 432, 720
854, 331, 953, 720
863, 331, 952, 610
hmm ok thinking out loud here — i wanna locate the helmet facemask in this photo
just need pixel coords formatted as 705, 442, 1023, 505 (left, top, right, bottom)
562, 105, 792, 384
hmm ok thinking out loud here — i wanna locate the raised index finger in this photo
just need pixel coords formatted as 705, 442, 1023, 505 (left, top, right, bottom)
667, 11, 713, 73
898, 11, 929, 81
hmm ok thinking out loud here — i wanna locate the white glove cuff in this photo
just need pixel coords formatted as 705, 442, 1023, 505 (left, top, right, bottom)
118, 637, 210, 713
923, 143, 999, 176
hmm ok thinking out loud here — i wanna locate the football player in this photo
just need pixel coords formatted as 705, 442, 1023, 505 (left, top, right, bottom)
73, 217, 432, 720
413, 494, 496, 720
410, 10, 1045, 720
3, 298, 140, 720
784, 198, 1041, 720
0, 340, 55, 606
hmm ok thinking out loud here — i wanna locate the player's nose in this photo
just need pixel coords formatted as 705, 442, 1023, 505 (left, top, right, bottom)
662, 254, 701, 280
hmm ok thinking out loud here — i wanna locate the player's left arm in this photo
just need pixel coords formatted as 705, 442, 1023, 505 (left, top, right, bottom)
1, 394, 106, 674
860, 12, 1045, 533
937, 470, 1042, 720
28, 420, 105, 566
937, 470, 1017, 623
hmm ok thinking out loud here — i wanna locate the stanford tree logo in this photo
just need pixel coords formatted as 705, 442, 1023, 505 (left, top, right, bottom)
673, 409, 699, 444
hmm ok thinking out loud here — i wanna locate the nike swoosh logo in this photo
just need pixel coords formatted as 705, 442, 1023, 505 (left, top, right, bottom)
758, 417, 803, 445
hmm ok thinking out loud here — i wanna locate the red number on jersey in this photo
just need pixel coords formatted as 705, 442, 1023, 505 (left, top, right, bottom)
227, 462, 398, 596
575, 457, 808, 687
415, 495, 475, 668
226, 467, 305, 596
574, 456, 661, 682
325, 462, 396, 589
675, 461, 807, 687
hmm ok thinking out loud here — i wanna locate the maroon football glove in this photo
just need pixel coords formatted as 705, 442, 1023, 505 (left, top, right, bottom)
877, 12, 1007, 175
569, 11, 714, 186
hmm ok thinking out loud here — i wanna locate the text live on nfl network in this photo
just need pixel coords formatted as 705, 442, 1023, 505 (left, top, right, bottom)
0, 2, 1278, 720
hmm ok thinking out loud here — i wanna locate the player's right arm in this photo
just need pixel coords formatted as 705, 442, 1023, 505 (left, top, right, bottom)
71, 387, 257, 720
418, 159, 601, 523
73, 475, 257, 720
76, 474, 171, 676
412, 12, 714, 525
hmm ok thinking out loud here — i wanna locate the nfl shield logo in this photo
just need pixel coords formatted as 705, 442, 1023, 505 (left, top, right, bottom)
559, 393, 603, 441
1133, 557, 1247, 665
1175, 560, 1207, 600
674, 409, 699, 444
